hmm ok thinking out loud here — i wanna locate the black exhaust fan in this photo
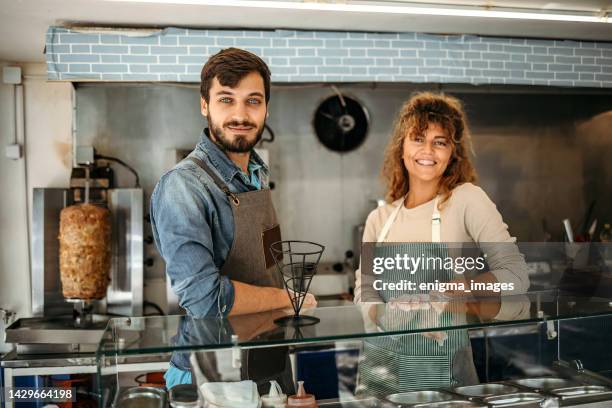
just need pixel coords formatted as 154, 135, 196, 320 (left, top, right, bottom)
313, 91, 369, 153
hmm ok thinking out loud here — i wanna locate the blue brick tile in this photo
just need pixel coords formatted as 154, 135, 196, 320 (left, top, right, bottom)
343, 57, 375, 65
238, 38, 272, 47
189, 46, 208, 55
130, 46, 149, 54
485, 37, 511, 44
59, 33, 101, 44
263, 48, 296, 57
342, 39, 374, 47
418, 50, 446, 58
71, 45, 90, 53
48, 44, 70, 54
178, 56, 205, 64
367, 33, 399, 40
399, 67, 417, 75
596, 58, 612, 65
464, 51, 480, 59
482, 52, 510, 61
151, 46, 188, 55
532, 63, 547, 71
289, 57, 324, 65
270, 57, 288, 65
526, 55, 554, 63
555, 56, 581, 64
549, 80, 574, 87
395, 59, 422, 66
317, 48, 349, 57
272, 39, 287, 47
423, 67, 450, 75
579, 73, 595, 80
525, 39, 553, 46
603, 50, 612, 57
482, 69, 510, 78
526, 71, 554, 79
465, 69, 482, 76
316, 31, 348, 39
122, 73, 159, 80
375, 58, 392, 66
424, 59, 442, 67
272, 67, 299, 75
121, 35, 160, 45
392, 40, 425, 49
444, 60, 470, 68
503, 45, 532, 53
101, 55, 121, 63
470, 43, 488, 51
510, 70, 525, 78
349, 32, 366, 39
400, 50, 417, 58
160, 55, 177, 63
186, 65, 202, 73
298, 49, 316, 56
164, 28, 187, 35
368, 67, 399, 75
440, 43, 467, 51
159, 74, 179, 81
100, 74, 123, 80
548, 64, 572, 71
326, 58, 343, 65
350, 49, 367, 57
398, 33, 417, 40
60, 54, 100, 63
505, 62, 531, 70
92, 64, 128, 73
150, 64, 186, 73
575, 48, 601, 57
511, 54, 526, 62
580, 42, 596, 48
180, 74, 200, 82
549, 47, 574, 56
68, 64, 91, 73
160, 36, 178, 46
488, 44, 503, 52
574, 65, 601, 73
374, 40, 390, 48
216, 38, 235, 46
130, 65, 149, 73
179, 36, 215, 46
556, 72, 579, 80
368, 49, 399, 57
350, 67, 367, 75
318, 66, 351, 74
122, 55, 157, 63
423, 41, 441, 50
532, 46, 548, 54
92, 45, 129, 54
210, 30, 245, 37
596, 73, 612, 81
207, 46, 223, 54
325, 39, 342, 48
447, 51, 463, 59
295, 31, 314, 39
300, 66, 316, 74
471, 60, 488, 68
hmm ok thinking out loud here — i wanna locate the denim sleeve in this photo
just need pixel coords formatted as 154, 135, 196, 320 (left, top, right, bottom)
151, 169, 235, 318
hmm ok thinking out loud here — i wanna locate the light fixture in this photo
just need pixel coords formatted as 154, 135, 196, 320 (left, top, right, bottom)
103, 0, 611, 24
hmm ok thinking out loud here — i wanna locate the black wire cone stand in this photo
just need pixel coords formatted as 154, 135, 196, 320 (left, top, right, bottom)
269, 240, 325, 327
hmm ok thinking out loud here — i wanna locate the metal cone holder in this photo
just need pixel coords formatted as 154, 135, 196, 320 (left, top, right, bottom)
270, 240, 325, 327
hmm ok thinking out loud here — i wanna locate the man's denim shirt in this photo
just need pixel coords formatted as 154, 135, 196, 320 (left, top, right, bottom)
151, 128, 268, 318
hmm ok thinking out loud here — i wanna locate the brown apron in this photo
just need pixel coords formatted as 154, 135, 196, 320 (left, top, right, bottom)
186, 157, 294, 395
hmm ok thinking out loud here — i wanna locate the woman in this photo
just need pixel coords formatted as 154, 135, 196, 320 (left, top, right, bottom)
354, 92, 529, 397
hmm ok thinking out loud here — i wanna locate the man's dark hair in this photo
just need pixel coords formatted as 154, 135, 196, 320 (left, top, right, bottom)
200, 47, 271, 104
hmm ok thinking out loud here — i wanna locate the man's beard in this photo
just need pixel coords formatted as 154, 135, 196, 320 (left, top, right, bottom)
207, 114, 265, 153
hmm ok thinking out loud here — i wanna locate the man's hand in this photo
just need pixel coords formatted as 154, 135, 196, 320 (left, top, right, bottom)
283, 290, 317, 313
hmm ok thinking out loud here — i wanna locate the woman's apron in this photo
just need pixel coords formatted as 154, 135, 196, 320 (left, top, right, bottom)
357, 196, 477, 398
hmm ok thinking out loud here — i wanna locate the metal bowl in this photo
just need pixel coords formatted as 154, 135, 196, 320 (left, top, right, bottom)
116, 387, 167, 408
511, 377, 574, 391
386, 391, 454, 406
453, 384, 519, 397
483, 392, 545, 407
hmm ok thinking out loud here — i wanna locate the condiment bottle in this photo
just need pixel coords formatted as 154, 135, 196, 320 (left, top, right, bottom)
287, 381, 316, 408
260, 380, 287, 408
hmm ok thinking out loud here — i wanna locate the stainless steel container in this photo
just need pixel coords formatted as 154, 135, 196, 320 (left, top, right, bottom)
482, 392, 546, 407
510, 377, 575, 392
169, 384, 200, 408
386, 391, 454, 406
453, 384, 520, 398
549, 385, 612, 403
116, 387, 167, 408
414, 401, 484, 408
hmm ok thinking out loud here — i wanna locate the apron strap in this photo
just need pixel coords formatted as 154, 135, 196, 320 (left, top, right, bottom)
186, 156, 240, 206
376, 195, 442, 243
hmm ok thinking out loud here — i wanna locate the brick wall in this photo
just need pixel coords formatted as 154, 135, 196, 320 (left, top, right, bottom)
46, 27, 612, 87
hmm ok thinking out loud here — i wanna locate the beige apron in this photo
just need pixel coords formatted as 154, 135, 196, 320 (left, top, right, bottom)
186, 156, 294, 395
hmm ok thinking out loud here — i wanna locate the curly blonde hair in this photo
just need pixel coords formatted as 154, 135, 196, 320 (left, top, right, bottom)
382, 92, 477, 206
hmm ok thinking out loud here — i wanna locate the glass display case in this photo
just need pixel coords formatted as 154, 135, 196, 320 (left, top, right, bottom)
96, 290, 612, 407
